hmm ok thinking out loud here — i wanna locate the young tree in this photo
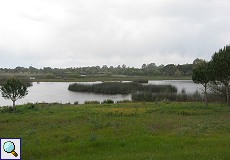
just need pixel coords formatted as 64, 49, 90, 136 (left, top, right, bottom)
0, 78, 28, 108
192, 60, 210, 105
210, 45, 230, 105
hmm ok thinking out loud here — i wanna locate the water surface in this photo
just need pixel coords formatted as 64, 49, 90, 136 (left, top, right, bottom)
0, 80, 202, 106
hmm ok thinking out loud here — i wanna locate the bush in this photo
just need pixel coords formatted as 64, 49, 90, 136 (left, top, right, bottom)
132, 91, 205, 102
102, 99, 114, 104
74, 101, 79, 105
1, 106, 15, 113
84, 101, 100, 104
117, 100, 132, 103
25, 103, 37, 109
132, 80, 148, 83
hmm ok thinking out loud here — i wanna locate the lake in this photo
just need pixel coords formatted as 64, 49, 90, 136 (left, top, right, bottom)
0, 80, 202, 106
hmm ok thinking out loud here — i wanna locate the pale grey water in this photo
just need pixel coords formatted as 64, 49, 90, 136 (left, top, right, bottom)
0, 80, 202, 106
0, 82, 131, 106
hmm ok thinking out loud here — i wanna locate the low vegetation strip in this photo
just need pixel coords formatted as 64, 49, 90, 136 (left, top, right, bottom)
0, 102, 230, 160
68, 82, 177, 95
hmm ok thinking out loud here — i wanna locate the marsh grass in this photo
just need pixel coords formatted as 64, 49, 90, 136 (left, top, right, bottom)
0, 102, 230, 159
84, 100, 100, 104
68, 82, 177, 95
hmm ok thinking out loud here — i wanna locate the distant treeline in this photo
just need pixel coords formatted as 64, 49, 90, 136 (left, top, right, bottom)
68, 82, 177, 95
0, 60, 200, 79
0, 77, 32, 87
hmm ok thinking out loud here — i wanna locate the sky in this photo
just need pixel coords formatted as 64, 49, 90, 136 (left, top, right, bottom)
0, 0, 230, 69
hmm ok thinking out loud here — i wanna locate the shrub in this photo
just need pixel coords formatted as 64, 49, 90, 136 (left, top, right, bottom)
25, 103, 37, 110
1, 106, 15, 113
102, 99, 114, 104
132, 91, 206, 102
117, 100, 132, 103
132, 80, 148, 83
84, 101, 100, 104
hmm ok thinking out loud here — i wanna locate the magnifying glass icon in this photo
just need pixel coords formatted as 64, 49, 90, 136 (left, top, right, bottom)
3, 141, 18, 157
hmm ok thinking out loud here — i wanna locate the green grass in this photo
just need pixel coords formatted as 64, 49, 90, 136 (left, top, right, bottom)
1, 102, 230, 160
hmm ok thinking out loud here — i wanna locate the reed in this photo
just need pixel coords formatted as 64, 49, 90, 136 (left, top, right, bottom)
68, 82, 177, 95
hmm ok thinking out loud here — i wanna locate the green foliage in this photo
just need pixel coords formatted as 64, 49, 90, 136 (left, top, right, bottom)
0, 106, 16, 113
74, 101, 79, 105
102, 99, 114, 104
132, 92, 205, 102
68, 82, 177, 95
24, 103, 37, 110
192, 60, 210, 105
84, 101, 100, 104
117, 100, 132, 103
191, 45, 230, 105
132, 79, 148, 83
210, 45, 230, 84
0, 61, 195, 79
0, 78, 28, 107
210, 45, 230, 105
192, 60, 210, 85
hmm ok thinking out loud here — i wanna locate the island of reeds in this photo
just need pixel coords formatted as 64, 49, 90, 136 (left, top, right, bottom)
68, 82, 177, 95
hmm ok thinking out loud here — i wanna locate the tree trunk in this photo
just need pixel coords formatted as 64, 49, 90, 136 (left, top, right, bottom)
12, 100, 16, 110
226, 85, 230, 106
204, 84, 208, 106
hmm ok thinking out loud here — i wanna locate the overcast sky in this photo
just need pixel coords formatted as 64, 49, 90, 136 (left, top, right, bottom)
0, 0, 230, 68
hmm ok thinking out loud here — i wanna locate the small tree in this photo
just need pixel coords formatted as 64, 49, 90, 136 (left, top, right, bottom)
0, 78, 28, 108
192, 60, 210, 105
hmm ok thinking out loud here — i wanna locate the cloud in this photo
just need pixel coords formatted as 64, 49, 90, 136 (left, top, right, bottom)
0, 0, 230, 68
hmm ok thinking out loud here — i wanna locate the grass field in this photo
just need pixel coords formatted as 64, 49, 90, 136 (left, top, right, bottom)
0, 102, 230, 160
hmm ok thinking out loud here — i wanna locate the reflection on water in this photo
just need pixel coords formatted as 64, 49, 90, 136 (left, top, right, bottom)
0, 80, 202, 106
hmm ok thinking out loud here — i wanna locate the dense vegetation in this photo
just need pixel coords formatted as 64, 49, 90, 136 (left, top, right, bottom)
192, 45, 230, 105
131, 90, 227, 103
0, 61, 194, 81
68, 82, 177, 95
0, 102, 229, 160
68, 81, 227, 103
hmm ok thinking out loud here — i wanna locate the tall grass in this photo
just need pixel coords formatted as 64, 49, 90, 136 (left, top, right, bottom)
132, 92, 203, 102
132, 90, 226, 103
0, 102, 230, 160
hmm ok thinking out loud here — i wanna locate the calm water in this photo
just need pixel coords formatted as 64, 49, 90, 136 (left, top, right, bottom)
0, 80, 202, 106
0, 82, 131, 106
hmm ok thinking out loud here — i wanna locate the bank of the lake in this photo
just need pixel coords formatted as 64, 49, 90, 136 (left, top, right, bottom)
1, 102, 229, 160
0, 82, 132, 106
0, 80, 201, 106
31, 76, 192, 83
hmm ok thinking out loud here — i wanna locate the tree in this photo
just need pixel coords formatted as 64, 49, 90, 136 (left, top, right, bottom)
210, 45, 230, 105
141, 64, 147, 69
174, 69, 182, 77
192, 60, 210, 105
163, 64, 177, 76
193, 58, 204, 66
0, 78, 28, 108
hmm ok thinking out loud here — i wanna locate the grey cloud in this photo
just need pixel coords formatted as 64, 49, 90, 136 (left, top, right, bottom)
0, 0, 230, 68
